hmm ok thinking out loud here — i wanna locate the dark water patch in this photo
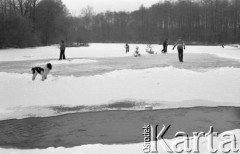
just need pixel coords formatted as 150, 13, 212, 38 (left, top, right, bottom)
0, 106, 240, 149
106, 101, 140, 109
49, 101, 146, 114
50, 105, 86, 113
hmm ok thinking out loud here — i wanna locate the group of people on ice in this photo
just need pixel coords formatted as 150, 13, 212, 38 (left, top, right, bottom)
125, 37, 186, 63
32, 38, 186, 81
60, 37, 186, 62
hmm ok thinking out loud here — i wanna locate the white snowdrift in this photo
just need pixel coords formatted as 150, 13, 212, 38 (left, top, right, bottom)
0, 67, 240, 120
0, 129, 240, 154
0, 44, 240, 62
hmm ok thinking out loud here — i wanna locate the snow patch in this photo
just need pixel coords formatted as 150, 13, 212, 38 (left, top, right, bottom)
35, 59, 97, 66
1, 67, 240, 120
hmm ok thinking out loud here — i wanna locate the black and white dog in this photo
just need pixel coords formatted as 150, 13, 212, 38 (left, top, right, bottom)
31, 63, 52, 81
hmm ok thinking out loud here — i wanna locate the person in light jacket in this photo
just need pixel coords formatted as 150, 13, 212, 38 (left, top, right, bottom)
173, 37, 186, 62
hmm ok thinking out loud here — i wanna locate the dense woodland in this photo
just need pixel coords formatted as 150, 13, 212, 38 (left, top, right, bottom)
0, 0, 239, 48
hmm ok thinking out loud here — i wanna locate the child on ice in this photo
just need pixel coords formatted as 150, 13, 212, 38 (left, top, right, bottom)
146, 44, 154, 54
134, 46, 141, 57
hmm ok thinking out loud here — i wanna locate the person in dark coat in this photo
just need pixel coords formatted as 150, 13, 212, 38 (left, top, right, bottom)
59, 40, 66, 60
173, 37, 186, 62
161, 39, 168, 54
125, 43, 130, 53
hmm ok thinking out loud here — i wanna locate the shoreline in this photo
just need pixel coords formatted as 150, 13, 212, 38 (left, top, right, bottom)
0, 105, 239, 121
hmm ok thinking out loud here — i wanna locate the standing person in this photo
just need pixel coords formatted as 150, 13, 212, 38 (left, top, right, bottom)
161, 39, 168, 54
173, 37, 185, 62
125, 43, 130, 53
59, 40, 66, 60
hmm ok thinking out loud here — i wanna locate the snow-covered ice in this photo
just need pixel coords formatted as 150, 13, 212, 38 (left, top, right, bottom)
0, 44, 240, 119
0, 67, 240, 120
0, 43, 240, 61
0, 43, 240, 154
35, 59, 97, 66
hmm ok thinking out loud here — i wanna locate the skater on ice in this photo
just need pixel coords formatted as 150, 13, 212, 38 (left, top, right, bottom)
161, 38, 169, 54
125, 43, 130, 53
173, 37, 185, 62
59, 40, 66, 60
31, 63, 52, 81
134, 46, 141, 57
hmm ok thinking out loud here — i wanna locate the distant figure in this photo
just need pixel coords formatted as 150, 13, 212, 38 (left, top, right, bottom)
125, 43, 130, 53
146, 44, 154, 54
32, 63, 52, 81
173, 37, 185, 62
134, 46, 141, 57
161, 39, 168, 54
218, 37, 225, 48
59, 40, 66, 60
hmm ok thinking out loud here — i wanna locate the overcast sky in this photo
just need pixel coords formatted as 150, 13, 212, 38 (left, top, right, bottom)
62, 0, 161, 15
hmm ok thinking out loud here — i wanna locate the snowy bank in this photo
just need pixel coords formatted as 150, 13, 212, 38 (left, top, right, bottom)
0, 67, 240, 120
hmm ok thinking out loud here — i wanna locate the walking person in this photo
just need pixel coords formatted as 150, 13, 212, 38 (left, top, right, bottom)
161, 38, 168, 54
173, 37, 185, 62
59, 40, 66, 60
125, 43, 130, 53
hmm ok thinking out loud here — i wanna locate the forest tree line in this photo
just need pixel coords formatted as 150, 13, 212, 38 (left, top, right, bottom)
0, 0, 239, 48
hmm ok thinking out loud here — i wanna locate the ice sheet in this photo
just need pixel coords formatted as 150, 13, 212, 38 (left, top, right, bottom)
0, 44, 240, 62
